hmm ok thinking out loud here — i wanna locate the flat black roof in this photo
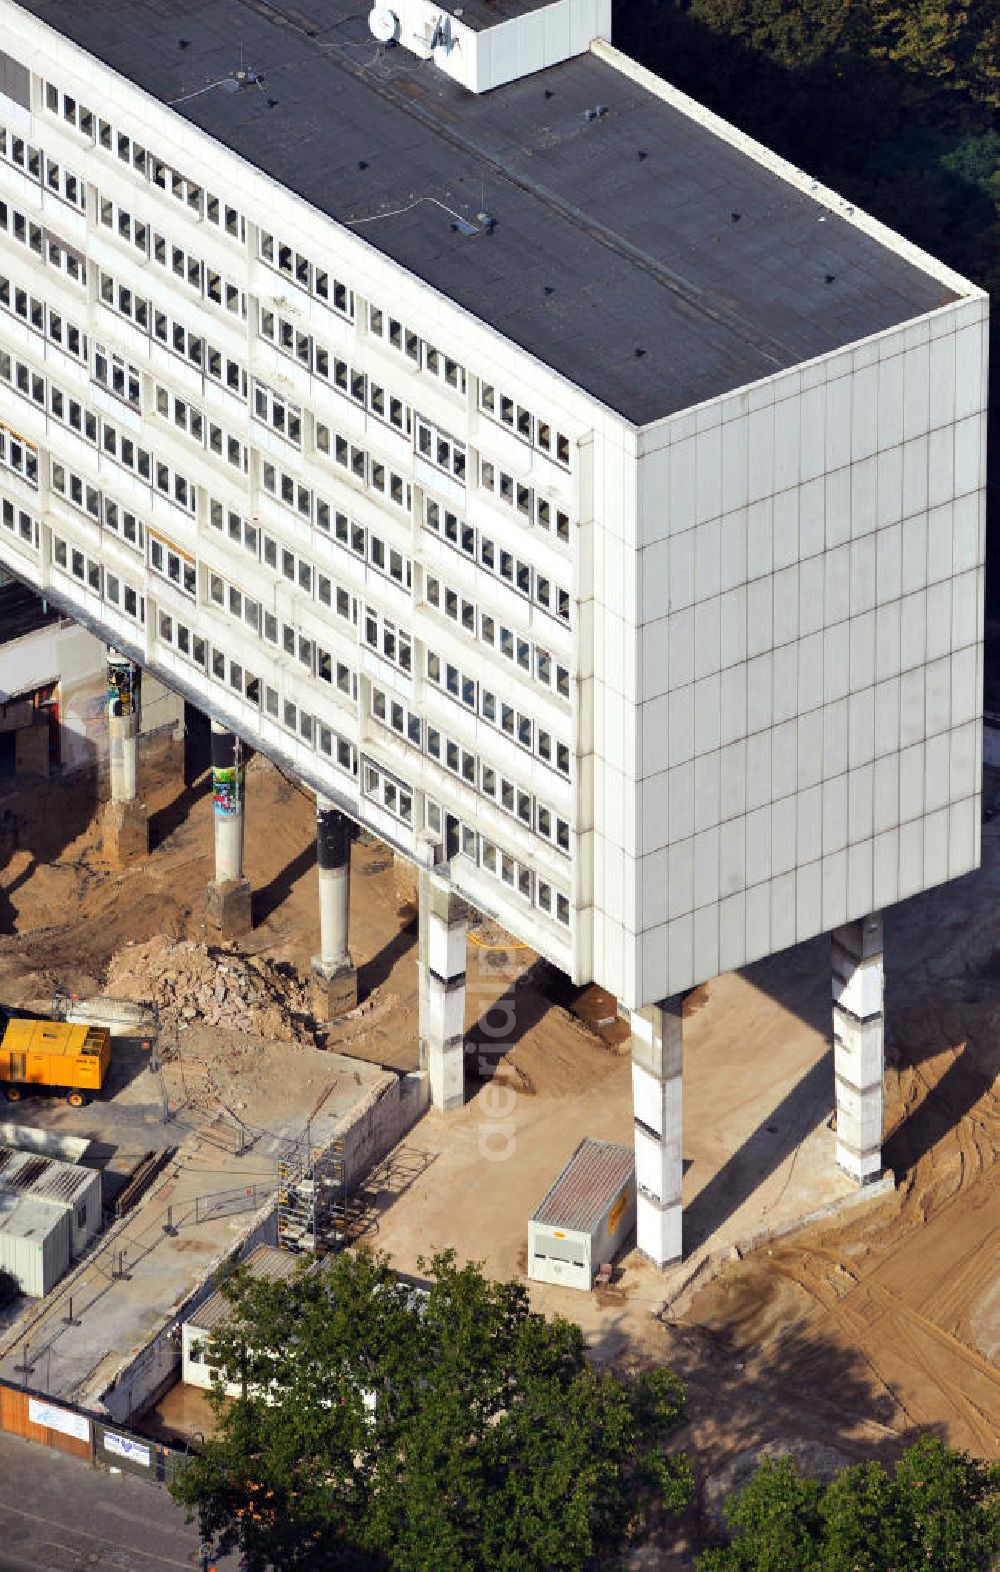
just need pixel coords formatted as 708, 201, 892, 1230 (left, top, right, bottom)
14, 0, 958, 423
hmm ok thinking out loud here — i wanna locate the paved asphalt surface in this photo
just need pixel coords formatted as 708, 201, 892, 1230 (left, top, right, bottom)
0, 1430, 240, 1570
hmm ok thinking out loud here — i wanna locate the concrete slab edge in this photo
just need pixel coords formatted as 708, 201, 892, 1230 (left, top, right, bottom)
659, 1170, 897, 1321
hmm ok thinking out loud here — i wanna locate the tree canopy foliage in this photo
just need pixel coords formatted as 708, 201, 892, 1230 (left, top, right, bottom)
170, 1249, 692, 1571
695, 1434, 1000, 1571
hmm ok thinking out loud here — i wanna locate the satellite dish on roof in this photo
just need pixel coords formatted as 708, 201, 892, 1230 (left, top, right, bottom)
369, 5, 399, 41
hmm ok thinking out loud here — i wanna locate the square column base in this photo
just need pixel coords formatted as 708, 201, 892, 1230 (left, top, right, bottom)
836, 1143, 885, 1184
636, 1190, 682, 1268
310, 958, 359, 1019
428, 1038, 465, 1111
206, 877, 252, 938
103, 799, 149, 866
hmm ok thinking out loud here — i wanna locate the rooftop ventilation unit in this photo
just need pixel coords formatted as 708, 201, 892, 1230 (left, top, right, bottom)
382, 0, 611, 93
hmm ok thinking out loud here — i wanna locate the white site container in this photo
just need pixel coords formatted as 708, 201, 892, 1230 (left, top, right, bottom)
528, 1138, 636, 1291
182, 1245, 302, 1395
0, 1193, 71, 1298
0, 1146, 102, 1258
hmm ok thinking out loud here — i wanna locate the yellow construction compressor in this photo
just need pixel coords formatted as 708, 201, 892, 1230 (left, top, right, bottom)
0, 1015, 111, 1106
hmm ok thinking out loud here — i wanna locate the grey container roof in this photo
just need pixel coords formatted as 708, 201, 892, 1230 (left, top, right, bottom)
186, 1244, 302, 1333
531, 1136, 634, 1234
0, 1145, 97, 1208
13, 0, 957, 424
0, 1191, 67, 1242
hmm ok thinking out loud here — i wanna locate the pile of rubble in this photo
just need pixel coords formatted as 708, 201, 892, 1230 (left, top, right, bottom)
105, 935, 315, 1043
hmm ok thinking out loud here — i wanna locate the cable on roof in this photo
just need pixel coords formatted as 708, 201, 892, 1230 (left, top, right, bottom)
346, 194, 478, 229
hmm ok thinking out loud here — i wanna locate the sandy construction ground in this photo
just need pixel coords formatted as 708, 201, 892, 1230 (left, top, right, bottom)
0, 745, 996, 1564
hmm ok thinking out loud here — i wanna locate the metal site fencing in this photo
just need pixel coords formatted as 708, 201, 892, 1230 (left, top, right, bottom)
192, 1182, 275, 1224
0, 1373, 186, 1487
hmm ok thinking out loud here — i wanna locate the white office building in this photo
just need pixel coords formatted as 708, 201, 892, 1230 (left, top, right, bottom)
0, 0, 987, 1261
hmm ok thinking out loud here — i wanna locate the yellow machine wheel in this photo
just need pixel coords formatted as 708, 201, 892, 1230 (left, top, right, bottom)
66, 1091, 86, 1108
3, 1087, 21, 1102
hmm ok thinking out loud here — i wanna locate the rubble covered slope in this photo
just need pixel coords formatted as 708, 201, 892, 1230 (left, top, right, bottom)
104, 935, 315, 1043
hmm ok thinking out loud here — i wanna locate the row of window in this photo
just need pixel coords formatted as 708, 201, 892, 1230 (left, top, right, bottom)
45, 451, 145, 549
0, 196, 87, 284
479, 382, 571, 468
150, 532, 197, 598
153, 384, 249, 473
361, 758, 414, 826
370, 685, 570, 853
367, 305, 466, 396
424, 495, 571, 622
311, 427, 413, 514
425, 648, 571, 778
0, 273, 88, 363
51, 530, 145, 622
259, 307, 413, 439
206, 564, 358, 699
1, 343, 126, 456
330, 509, 413, 591
253, 378, 301, 448
421, 800, 571, 925
258, 229, 351, 318
260, 449, 412, 533
159, 603, 359, 783
97, 196, 247, 319
415, 416, 466, 483
42, 84, 246, 240
94, 344, 141, 410
480, 838, 571, 924
424, 571, 571, 699
0, 124, 85, 211
480, 454, 572, 539
50, 411, 197, 515
0, 423, 37, 486
0, 496, 38, 550
208, 500, 405, 637
363, 603, 413, 675
98, 268, 248, 396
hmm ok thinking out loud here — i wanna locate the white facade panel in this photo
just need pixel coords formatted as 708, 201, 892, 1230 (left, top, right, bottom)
619, 301, 987, 1006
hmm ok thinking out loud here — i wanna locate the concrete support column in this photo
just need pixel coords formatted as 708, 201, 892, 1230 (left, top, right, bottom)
205, 721, 251, 938
311, 796, 358, 1017
631, 997, 684, 1267
417, 838, 466, 1110
102, 649, 148, 865
832, 912, 884, 1184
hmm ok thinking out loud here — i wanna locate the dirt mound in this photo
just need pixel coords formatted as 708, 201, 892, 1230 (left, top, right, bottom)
104, 935, 315, 1043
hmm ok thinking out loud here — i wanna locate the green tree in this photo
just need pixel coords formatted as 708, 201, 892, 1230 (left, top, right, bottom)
171, 1249, 691, 1571
696, 1435, 999, 1571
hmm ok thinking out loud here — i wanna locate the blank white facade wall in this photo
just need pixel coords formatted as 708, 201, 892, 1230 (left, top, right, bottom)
592, 300, 988, 1009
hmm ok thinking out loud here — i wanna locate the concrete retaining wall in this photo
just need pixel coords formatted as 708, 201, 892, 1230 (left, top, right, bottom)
339, 1071, 428, 1189
102, 1316, 181, 1426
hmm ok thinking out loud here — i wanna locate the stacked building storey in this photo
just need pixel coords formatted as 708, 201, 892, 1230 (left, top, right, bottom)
0, 0, 987, 1261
